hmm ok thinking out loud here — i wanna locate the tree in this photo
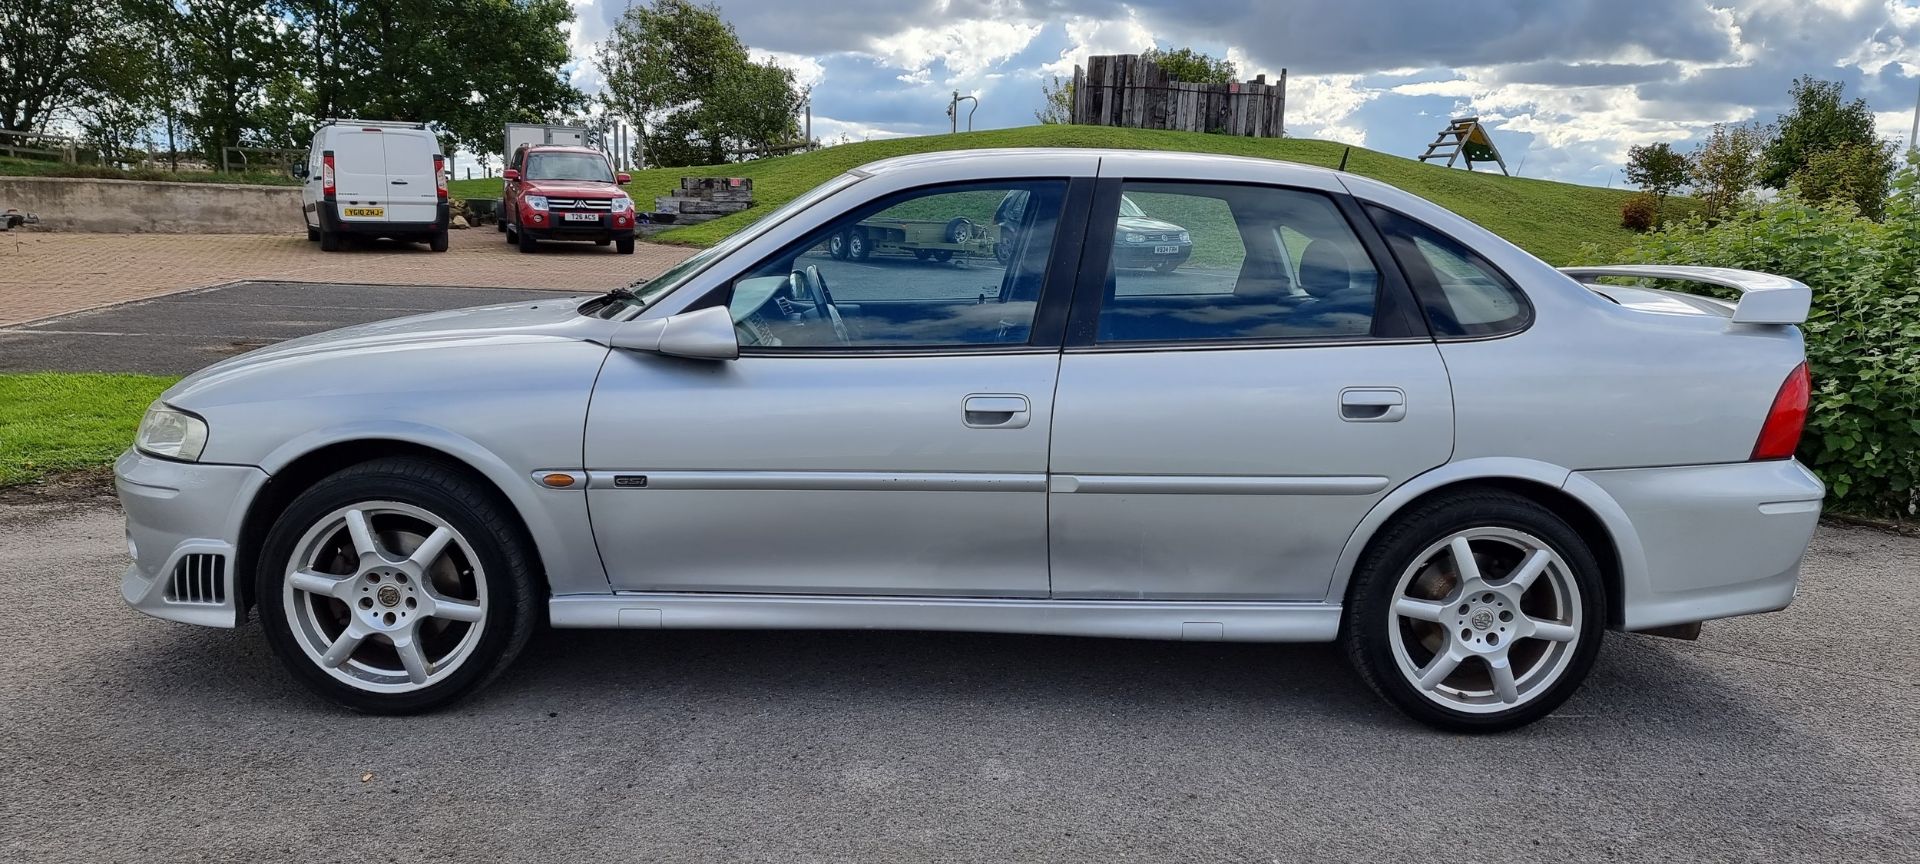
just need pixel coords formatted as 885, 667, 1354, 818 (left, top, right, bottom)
0, 0, 113, 133
69, 25, 170, 165
1141, 47, 1237, 84
1759, 76, 1883, 190
167, 0, 304, 164
1623, 142, 1691, 216
1790, 139, 1901, 220
316, 0, 585, 157
1035, 75, 1072, 124
596, 0, 800, 166
1690, 122, 1769, 220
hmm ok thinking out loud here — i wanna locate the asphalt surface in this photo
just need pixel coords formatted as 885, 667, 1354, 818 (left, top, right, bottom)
0, 281, 563, 375
0, 500, 1914, 863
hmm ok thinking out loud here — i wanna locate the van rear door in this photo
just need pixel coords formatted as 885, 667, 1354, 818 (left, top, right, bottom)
383, 131, 439, 225
332, 130, 388, 223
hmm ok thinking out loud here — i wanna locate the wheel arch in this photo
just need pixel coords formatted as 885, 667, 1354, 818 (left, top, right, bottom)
1327, 458, 1648, 628
235, 428, 604, 620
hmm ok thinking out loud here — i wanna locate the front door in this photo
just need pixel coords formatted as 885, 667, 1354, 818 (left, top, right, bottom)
585, 179, 1079, 597
1047, 179, 1454, 600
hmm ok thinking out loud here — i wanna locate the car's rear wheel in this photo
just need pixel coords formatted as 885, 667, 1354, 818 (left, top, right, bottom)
306, 225, 320, 242
828, 230, 849, 260
847, 230, 870, 260
1342, 490, 1605, 732
257, 457, 536, 714
319, 229, 340, 252
429, 228, 449, 253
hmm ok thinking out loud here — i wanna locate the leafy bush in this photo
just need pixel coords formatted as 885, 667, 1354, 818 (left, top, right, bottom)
1619, 193, 1658, 231
1591, 167, 1920, 516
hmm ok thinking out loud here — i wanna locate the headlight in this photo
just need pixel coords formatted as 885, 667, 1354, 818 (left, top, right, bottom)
1177, 231, 1190, 243
1124, 232, 1146, 244
135, 402, 208, 462
525, 195, 549, 211
611, 196, 633, 213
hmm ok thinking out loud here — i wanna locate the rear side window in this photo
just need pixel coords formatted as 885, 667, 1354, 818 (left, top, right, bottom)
1366, 206, 1530, 337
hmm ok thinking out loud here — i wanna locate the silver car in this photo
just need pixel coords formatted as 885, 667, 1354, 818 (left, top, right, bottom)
117, 149, 1822, 731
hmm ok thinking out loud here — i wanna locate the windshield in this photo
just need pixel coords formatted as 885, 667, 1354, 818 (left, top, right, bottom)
582, 171, 865, 319
524, 152, 614, 183
1118, 195, 1146, 218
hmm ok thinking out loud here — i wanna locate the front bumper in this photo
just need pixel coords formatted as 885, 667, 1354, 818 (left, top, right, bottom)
115, 449, 269, 628
1576, 459, 1825, 631
520, 211, 635, 241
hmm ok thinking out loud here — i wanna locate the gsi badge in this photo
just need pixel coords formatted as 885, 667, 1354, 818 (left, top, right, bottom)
613, 475, 648, 488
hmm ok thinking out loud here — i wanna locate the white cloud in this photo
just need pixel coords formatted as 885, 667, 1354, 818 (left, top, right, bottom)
867, 20, 1043, 80
1041, 14, 1156, 78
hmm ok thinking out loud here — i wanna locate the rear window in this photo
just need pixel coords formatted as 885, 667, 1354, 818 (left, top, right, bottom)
525, 152, 613, 183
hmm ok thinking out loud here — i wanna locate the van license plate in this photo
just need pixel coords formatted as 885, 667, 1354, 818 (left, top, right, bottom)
1154, 244, 1179, 254
563, 212, 600, 222
342, 207, 384, 218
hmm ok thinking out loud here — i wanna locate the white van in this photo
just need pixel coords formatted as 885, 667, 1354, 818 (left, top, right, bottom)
297, 119, 449, 252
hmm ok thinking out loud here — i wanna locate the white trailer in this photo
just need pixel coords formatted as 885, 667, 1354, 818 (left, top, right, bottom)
503, 124, 592, 166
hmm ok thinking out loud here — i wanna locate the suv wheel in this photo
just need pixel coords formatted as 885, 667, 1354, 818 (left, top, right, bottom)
516, 227, 537, 254
615, 237, 635, 255
1342, 490, 1605, 733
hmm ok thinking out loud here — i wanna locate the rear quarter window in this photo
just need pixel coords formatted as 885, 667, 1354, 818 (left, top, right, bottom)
1366, 205, 1531, 338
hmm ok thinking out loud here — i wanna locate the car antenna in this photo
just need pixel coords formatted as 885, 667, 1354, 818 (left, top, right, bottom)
1337, 147, 1351, 172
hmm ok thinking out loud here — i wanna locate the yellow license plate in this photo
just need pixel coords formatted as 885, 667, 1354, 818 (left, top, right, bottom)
342, 207, 384, 218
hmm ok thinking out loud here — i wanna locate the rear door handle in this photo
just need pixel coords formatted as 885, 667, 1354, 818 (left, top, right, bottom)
963, 394, 1030, 429
1340, 387, 1406, 422
390, 180, 409, 185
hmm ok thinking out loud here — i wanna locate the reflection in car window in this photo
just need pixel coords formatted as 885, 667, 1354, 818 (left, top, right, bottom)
728, 181, 1066, 349
1095, 183, 1381, 343
1365, 206, 1530, 337
524, 153, 614, 183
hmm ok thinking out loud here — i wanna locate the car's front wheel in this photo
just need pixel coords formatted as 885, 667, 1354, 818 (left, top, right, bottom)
257, 457, 536, 714
1342, 490, 1605, 732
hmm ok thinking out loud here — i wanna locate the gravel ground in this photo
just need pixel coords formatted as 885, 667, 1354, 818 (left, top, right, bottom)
0, 502, 1914, 863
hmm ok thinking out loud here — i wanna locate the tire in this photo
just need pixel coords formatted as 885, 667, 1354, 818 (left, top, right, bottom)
319, 229, 340, 252
615, 237, 635, 255
307, 225, 320, 242
517, 227, 538, 253
1341, 489, 1606, 733
930, 250, 953, 263
829, 230, 850, 260
429, 228, 449, 253
944, 217, 974, 244
496, 200, 508, 232
912, 249, 932, 261
994, 228, 1015, 265
847, 230, 870, 260
256, 457, 537, 714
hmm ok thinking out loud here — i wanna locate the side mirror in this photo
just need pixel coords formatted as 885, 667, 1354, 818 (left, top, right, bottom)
616, 172, 631, 185
291, 163, 309, 179
608, 306, 738, 360
503, 168, 520, 181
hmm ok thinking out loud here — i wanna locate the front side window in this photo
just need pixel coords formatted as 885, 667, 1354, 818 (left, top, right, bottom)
1093, 183, 1381, 344
726, 180, 1065, 349
1366, 206, 1530, 337
524, 152, 614, 183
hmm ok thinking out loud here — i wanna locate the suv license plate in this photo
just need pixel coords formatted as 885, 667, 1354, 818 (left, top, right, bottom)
563, 212, 600, 222
1154, 244, 1179, 254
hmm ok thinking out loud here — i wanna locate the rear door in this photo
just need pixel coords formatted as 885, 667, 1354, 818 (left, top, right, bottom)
330, 129, 389, 223
1047, 174, 1454, 601
382, 131, 439, 224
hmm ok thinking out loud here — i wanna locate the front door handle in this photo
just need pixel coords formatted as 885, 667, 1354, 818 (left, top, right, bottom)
963, 394, 1030, 429
1340, 387, 1406, 422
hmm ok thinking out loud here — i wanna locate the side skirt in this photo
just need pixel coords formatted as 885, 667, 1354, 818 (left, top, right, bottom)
548, 593, 1342, 643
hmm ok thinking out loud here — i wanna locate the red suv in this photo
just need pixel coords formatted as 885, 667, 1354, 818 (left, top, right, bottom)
499, 144, 637, 254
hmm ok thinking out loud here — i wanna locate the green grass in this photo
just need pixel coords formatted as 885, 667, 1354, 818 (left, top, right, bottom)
449, 126, 1666, 265
0, 155, 299, 187
0, 373, 178, 486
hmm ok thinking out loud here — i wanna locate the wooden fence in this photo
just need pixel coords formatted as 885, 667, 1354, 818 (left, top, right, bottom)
1070, 54, 1286, 138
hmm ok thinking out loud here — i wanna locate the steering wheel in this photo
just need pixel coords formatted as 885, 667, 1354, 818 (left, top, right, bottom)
789, 266, 851, 345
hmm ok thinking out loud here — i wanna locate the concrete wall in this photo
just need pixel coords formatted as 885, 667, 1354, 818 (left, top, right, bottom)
0, 176, 303, 234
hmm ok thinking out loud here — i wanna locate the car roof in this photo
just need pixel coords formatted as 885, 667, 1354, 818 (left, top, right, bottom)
851, 147, 1347, 184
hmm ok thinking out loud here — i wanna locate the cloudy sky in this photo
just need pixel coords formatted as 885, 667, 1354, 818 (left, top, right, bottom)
561, 0, 1920, 188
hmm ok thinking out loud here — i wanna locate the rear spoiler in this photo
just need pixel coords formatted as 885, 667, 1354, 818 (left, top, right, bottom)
1558, 265, 1811, 325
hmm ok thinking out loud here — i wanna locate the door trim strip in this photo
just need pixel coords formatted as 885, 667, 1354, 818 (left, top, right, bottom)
585, 470, 1047, 492
1047, 474, 1389, 495
549, 592, 1342, 642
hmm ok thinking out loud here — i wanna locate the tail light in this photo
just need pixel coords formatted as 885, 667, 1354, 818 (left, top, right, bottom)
1752, 362, 1810, 460
433, 155, 447, 199
321, 152, 335, 197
